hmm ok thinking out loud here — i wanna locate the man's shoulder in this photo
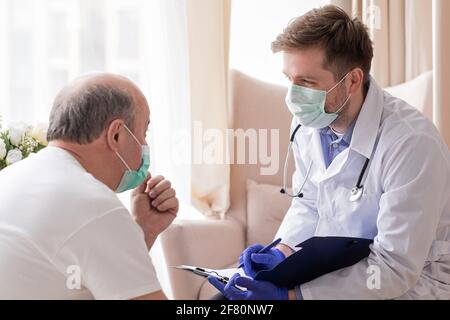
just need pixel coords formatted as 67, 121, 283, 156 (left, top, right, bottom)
0, 146, 128, 257
378, 92, 444, 149
33, 146, 123, 210
373, 95, 449, 177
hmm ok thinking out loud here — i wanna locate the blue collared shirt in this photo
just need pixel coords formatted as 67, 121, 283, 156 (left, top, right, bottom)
319, 123, 355, 168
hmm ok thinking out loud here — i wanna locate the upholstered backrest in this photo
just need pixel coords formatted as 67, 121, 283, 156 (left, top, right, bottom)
245, 179, 292, 245
227, 70, 293, 229
384, 71, 433, 120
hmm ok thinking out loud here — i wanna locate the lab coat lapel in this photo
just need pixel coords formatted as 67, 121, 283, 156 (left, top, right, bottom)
324, 148, 350, 181
350, 77, 384, 159
304, 123, 351, 184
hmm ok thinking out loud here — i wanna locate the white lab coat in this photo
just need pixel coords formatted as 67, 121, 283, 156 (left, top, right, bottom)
275, 77, 450, 299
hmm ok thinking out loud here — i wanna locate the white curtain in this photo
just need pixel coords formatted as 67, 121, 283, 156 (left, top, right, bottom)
333, 0, 432, 87
332, 0, 450, 147
433, 0, 450, 147
186, 0, 232, 219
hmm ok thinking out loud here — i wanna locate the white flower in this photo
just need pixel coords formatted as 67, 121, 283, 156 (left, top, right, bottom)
6, 149, 23, 165
0, 139, 6, 159
30, 123, 48, 145
8, 123, 30, 146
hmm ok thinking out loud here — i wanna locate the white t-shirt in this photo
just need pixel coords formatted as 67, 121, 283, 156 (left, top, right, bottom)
0, 146, 161, 299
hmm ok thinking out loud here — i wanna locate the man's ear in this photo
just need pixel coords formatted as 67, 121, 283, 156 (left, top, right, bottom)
348, 68, 364, 94
105, 119, 124, 152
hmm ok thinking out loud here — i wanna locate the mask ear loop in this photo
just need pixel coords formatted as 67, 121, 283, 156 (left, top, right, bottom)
123, 124, 143, 147
326, 72, 352, 115
334, 94, 352, 115
326, 71, 351, 94
115, 124, 142, 171
115, 151, 132, 171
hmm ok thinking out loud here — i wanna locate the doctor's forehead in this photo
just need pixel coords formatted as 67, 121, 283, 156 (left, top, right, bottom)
282, 48, 333, 80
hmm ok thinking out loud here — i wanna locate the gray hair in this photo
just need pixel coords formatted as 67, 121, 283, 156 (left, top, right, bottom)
47, 84, 135, 144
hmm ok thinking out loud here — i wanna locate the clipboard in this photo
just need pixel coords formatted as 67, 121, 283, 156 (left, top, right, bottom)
254, 236, 373, 288
174, 236, 373, 289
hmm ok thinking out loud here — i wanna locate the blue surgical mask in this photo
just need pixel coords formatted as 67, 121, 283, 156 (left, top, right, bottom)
285, 73, 351, 129
115, 125, 150, 193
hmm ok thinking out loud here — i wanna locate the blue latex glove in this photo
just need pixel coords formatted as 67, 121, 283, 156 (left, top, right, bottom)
238, 244, 286, 278
208, 273, 288, 300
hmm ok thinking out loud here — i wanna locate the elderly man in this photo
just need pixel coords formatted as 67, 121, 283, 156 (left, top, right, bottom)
0, 73, 178, 299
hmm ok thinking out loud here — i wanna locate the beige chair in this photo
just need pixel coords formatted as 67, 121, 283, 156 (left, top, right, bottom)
159, 69, 434, 300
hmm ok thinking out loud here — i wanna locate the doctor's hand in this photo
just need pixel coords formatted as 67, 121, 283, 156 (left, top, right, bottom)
208, 274, 288, 300
131, 174, 178, 249
239, 244, 286, 278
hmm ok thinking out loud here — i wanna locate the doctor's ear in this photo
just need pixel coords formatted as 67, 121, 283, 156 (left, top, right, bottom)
348, 68, 364, 94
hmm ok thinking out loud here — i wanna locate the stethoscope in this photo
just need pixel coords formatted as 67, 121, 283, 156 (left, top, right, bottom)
280, 124, 370, 202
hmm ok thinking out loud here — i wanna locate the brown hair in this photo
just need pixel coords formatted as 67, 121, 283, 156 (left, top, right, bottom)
272, 5, 373, 84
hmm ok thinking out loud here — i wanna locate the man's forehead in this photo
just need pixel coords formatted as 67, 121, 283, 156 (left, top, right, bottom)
284, 48, 325, 67
282, 48, 334, 80
134, 100, 150, 126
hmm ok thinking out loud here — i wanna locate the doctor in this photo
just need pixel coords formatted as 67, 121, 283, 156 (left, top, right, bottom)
209, 5, 450, 300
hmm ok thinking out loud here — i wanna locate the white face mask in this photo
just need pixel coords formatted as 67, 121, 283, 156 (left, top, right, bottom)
285, 72, 351, 129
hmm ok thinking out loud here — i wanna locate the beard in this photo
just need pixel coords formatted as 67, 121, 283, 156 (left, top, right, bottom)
325, 86, 352, 129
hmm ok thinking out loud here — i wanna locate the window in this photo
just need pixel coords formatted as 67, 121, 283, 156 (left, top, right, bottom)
230, 0, 330, 85
0, 0, 153, 123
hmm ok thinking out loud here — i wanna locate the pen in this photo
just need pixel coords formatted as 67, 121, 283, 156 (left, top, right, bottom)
237, 238, 282, 269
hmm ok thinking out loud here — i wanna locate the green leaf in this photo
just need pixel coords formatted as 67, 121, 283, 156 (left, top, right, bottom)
0, 159, 6, 170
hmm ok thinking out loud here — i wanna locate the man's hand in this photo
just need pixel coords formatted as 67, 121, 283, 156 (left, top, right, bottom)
238, 244, 285, 278
131, 174, 179, 249
208, 274, 288, 300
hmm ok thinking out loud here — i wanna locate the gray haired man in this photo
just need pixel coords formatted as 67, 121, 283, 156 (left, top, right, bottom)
0, 73, 178, 299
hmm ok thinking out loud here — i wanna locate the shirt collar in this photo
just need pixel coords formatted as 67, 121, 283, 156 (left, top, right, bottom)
319, 122, 355, 146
